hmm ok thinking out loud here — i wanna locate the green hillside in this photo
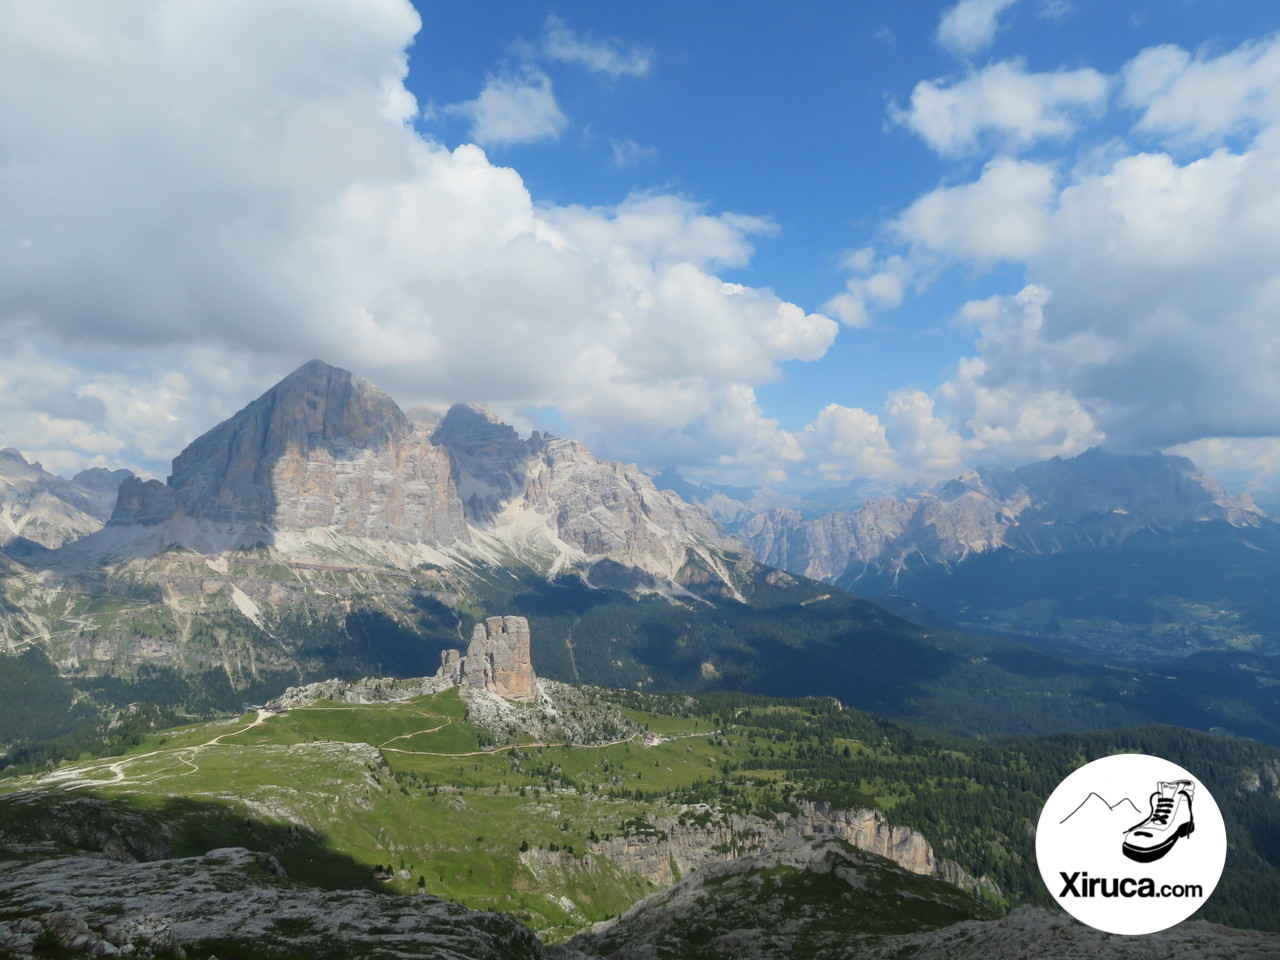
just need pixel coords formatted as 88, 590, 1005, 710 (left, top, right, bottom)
6, 541, 1280, 763
4, 684, 1278, 940
467, 567, 1280, 745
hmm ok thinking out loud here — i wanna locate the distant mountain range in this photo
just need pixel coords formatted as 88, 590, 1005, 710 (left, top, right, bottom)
660, 450, 1280, 658
725, 448, 1262, 579
0, 448, 132, 554
2, 361, 1279, 753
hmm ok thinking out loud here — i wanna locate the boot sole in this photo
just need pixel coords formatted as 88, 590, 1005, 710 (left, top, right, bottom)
1122, 820, 1194, 863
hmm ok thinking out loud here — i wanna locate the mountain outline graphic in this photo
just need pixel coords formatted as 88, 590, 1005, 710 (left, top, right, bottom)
1059, 792, 1143, 826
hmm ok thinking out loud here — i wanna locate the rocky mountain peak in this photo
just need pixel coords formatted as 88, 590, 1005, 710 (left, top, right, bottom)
196, 359, 410, 461
88, 362, 740, 595
136, 360, 414, 528
938, 466, 1023, 504
431, 403, 518, 446
430, 403, 538, 472
431, 404, 536, 525
1010, 448, 1260, 527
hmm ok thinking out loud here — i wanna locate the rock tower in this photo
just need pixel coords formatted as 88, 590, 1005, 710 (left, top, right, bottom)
436, 615, 535, 701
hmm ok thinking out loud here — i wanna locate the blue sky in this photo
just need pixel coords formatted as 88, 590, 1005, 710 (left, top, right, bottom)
4, 0, 1280, 492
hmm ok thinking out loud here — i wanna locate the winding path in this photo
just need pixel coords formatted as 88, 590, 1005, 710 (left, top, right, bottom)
31, 709, 274, 790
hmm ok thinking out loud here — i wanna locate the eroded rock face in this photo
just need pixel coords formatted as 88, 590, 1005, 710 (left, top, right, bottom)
560, 835, 994, 960
855, 904, 1280, 960
585, 801, 993, 901
167, 359, 411, 526
107, 361, 469, 548
432, 403, 739, 579
787, 801, 936, 875
108, 478, 178, 527
437, 615, 536, 701
562, 839, 1280, 960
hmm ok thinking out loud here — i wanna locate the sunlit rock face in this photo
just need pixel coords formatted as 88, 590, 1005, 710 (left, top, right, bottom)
101, 359, 741, 592
117, 359, 468, 544
437, 615, 535, 702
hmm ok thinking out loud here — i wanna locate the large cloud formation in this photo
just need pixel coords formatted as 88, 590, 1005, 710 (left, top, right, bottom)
820, 32, 1280, 485
0, 0, 835, 478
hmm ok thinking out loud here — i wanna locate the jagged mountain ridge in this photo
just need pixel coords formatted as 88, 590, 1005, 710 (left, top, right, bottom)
0, 448, 132, 552
94, 359, 738, 588
726, 449, 1280, 656
7, 362, 1278, 735
735, 448, 1263, 583
0, 360, 760, 693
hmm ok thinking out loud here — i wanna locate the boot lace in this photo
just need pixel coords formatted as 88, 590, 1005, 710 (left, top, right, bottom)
1150, 796, 1174, 825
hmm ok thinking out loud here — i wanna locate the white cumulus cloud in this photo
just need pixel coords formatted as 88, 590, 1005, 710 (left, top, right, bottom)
937, 0, 1020, 57
0, 0, 836, 480
894, 157, 1057, 263
922, 132, 1280, 455
801, 404, 897, 482
447, 68, 568, 146
896, 59, 1108, 155
541, 13, 652, 78
846, 32, 1280, 483
1122, 35, 1280, 145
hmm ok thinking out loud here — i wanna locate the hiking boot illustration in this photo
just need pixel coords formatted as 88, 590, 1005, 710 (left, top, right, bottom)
1122, 780, 1195, 863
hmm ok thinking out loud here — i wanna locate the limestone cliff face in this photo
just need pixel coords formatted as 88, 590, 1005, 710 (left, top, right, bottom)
167, 359, 412, 525
787, 801, 938, 875
534, 435, 732, 575
587, 801, 995, 901
108, 478, 179, 527
432, 403, 738, 579
110, 360, 467, 544
429, 405, 536, 527
437, 615, 536, 701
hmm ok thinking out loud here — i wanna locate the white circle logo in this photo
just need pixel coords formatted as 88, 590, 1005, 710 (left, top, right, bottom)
1036, 753, 1226, 935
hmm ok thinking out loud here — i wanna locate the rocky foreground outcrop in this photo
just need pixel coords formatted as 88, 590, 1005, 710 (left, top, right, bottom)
0, 846, 542, 960
854, 904, 1280, 960
560, 835, 1280, 960
586, 800, 995, 901
559, 835, 993, 960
